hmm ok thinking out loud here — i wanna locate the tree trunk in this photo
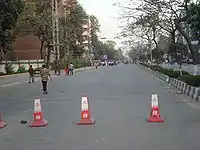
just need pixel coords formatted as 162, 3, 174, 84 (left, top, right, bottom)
40, 40, 44, 59
174, 20, 196, 64
179, 63, 183, 76
46, 43, 51, 69
152, 25, 158, 49
0, 48, 4, 61
175, 20, 198, 75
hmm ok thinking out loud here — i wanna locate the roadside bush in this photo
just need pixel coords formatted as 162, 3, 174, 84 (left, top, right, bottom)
179, 75, 200, 87
5, 64, 15, 74
71, 59, 85, 68
0, 72, 5, 76
17, 65, 27, 73
159, 69, 189, 78
142, 64, 190, 78
149, 65, 163, 72
141, 63, 199, 87
51, 58, 87, 70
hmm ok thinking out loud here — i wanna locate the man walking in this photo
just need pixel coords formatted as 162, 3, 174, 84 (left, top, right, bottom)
40, 64, 52, 94
69, 62, 74, 76
28, 65, 34, 83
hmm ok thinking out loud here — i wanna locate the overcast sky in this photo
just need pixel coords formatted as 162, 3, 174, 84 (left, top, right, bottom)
78, 0, 122, 47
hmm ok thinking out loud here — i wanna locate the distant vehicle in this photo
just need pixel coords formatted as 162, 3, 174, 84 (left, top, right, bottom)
108, 61, 114, 66
34, 67, 41, 75
101, 61, 106, 66
94, 60, 101, 66
124, 60, 129, 64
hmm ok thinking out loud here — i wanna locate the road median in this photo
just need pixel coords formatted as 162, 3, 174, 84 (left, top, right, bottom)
137, 63, 200, 102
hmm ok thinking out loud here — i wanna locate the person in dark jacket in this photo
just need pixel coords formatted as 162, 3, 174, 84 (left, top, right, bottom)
28, 65, 34, 83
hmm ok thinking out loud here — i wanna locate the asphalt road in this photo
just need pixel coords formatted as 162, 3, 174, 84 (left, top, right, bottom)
1, 64, 200, 150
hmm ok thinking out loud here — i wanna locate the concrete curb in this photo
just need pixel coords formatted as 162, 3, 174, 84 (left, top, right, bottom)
138, 64, 200, 102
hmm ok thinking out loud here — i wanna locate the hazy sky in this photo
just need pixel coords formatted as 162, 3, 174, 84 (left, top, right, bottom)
78, 0, 121, 45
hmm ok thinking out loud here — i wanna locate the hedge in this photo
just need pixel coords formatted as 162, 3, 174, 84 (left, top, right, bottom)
179, 75, 200, 87
50, 58, 92, 70
148, 65, 190, 78
140, 63, 200, 87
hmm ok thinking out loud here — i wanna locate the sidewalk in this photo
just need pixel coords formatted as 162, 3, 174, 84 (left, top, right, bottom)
0, 67, 93, 88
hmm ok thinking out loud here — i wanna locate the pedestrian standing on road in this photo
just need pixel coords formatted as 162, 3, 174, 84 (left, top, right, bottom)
28, 65, 34, 83
65, 64, 69, 75
69, 62, 74, 76
40, 64, 52, 94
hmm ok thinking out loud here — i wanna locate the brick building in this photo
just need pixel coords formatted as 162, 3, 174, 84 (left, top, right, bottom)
12, 34, 43, 60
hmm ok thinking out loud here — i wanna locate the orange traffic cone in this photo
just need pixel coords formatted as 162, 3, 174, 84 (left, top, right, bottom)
0, 112, 7, 129
147, 94, 164, 123
77, 97, 95, 125
29, 98, 48, 127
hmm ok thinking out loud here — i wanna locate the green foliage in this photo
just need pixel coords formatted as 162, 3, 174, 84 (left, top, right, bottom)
187, 1, 200, 42
152, 48, 164, 63
0, 0, 25, 60
51, 56, 88, 70
117, 49, 125, 61
148, 65, 190, 78
179, 75, 200, 87
90, 15, 101, 59
64, 3, 88, 58
94, 40, 118, 60
0, 72, 6, 76
117, 0, 198, 63
5, 64, 15, 74
17, 65, 27, 73
168, 42, 189, 64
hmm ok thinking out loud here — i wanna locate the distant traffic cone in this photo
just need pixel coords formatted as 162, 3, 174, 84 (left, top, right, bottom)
77, 97, 95, 125
0, 112, 7, 129
147, 94, 164, 123
29, 98, 48, 127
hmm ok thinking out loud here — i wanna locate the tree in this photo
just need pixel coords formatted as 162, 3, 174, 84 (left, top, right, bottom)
14, 0, 53, 62
0, 0, 25, 60
62, 3, 88, 58
128, 49, 137, 61
93, 40, 118, 60
15, 0, 85, 63
89, 15, 101, 59
187, 1, 200, 47
117, 48, 125, 61
116, 0, 199, 69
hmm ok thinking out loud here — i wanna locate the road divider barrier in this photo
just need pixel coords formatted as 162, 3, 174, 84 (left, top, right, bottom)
29, 98, 48, 127
0, 112, 7, 129
146, 94, 164, 123
77, 97, 95, 125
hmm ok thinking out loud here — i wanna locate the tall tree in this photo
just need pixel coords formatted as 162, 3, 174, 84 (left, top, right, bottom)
89, 15, 101, 59
63, 3, 88, 58
0, 0, 25, 60
15, 0, 53, 62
